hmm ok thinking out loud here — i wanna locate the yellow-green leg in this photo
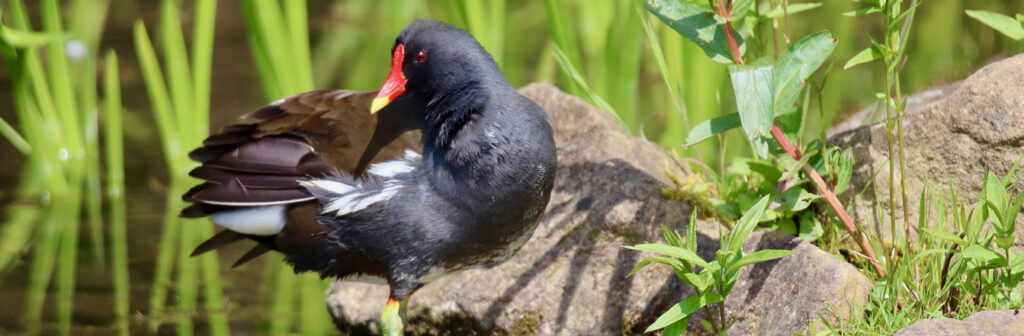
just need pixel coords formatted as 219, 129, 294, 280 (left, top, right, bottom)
380, 297, 407, 336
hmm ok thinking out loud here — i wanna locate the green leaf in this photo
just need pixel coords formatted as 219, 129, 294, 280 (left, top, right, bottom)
626, 244, 712, 269
763, 3, 822, 19
843, 44, 883, 69
966, 10, 1024, 41
730, 0, 755, 19
681, 272, 710, 290
728, 60, 774, 158
724, 195, 771, 253
984, 172, 1010, 212
646, 0, 746, 64
962, 244, 1004, 266
921, 228, 968, 246
686, 211, 699, 253
663, 318, 688, 336
747, 161, 782, 183
843, 7, 881, 17
628, 257, 684, 276
775, 187, 818, 212
726, 249, 793, 274
645, 292, 724, 332
995, 235, 1015, 250
685, 112, 741, 146
773, 32, 836, 117
798, 212, 824, 242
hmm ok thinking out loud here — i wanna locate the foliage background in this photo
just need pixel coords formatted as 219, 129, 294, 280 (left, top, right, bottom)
0, 0, 1022, 334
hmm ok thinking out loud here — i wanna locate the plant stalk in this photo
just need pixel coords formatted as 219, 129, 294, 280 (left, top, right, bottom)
714, 0, 885, 277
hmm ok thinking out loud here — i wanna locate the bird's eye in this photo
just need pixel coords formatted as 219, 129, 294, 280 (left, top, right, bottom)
415, 51, 427, 63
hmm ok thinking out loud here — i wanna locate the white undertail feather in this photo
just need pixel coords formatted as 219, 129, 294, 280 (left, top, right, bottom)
299, 150, 421, 217
210, 205, 287, 236
366, 150, 420, 178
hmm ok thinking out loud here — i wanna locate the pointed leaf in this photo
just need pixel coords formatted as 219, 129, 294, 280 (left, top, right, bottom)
843, 7, 881, 17
626, 244, 711, 269
681, 272, 710, 291
773, 32, 836, 117
725, 195, 771, 252
921, 228, 968, 246
763, 3, 822, 19
730, 0, 755, 19
685, 112, 741, 146
966, 10, 1024, 41
727, 249, 793, 273
628, 257, 685, 277
984, 172, 1009, 211
962, 244, 1004, 266
843, 45, 883, 69
645, 292, 724, 332
729, 60, 774, 158
646, 0, 746, 64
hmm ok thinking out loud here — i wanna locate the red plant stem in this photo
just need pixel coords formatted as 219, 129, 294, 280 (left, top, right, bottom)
716, 0, 744, 66
712, 0, 886, 277
771, 125, 886, 277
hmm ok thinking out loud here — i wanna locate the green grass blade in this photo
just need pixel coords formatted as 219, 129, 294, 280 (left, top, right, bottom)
283, 0, 313, 91
159, 0, 197, 145
191, 0, 216, 134
541, 0, 582, 96
602, 0, 643, 131
133, 21, 181, 163
552, 44, 620, 123
0, 116, 31, 153
636, 0, 688, 147
103, 50, 130, 336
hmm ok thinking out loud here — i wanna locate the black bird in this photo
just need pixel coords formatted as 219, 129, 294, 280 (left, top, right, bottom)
182, 19, 557, 335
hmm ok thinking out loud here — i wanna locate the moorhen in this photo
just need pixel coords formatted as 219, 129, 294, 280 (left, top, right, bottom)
182, 19, 556, 335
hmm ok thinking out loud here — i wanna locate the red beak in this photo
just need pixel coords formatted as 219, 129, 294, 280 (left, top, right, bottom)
370, 44, 408, 113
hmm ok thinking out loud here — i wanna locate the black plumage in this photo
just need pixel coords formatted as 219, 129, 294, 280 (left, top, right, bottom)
182, 19, 556, 328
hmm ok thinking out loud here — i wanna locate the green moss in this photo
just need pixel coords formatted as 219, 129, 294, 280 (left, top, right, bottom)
509, 311, 542, 335
661, 170, 718, 220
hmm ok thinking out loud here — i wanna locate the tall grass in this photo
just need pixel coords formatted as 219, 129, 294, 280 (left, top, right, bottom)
242, 1, 331, 334
0, 0, 119, 334
102, 50, 130, 336
133, 0, 228, 334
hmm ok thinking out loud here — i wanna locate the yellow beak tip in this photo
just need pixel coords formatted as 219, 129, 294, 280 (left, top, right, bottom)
370, 97, 389, 114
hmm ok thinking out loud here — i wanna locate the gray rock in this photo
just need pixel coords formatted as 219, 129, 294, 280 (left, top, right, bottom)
829, 54, 1024, 247
716, 231, 872, 336
895, 309, 1024, 336
327, 83, 871, 335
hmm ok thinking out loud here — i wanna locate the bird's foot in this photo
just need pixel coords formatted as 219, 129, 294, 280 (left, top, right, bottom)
380, 297, 406, 336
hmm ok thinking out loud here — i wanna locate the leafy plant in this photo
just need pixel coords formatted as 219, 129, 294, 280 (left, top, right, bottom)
645, 0, 885, 277
627, 196, 793, 334
845, 0, 920, 259
841, 166, 1024, 333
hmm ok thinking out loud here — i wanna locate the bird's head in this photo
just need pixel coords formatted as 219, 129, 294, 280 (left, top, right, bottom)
370, 19, 504, 114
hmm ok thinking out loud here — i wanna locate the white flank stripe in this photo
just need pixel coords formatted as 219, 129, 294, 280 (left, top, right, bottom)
301, 150, 419, 217
300, 179, 357, 195
367, 161, 415, 178
210, 205, 287, 236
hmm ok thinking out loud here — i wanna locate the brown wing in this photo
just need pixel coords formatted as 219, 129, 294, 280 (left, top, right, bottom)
182, 90, 423, 265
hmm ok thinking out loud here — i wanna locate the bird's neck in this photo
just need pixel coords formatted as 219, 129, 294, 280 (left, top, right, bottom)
422, 80, 491, 152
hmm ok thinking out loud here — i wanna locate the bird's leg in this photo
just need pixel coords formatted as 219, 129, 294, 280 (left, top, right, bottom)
380, 296, 406, 336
